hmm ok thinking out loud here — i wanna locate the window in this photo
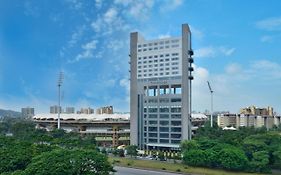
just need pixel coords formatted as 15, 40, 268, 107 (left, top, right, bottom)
171, 85, 181, 94
171, 62, 178, 65
160, 107, 169, 113
148, 127, 157, 132
149, 133, 157, 137
171, 107, 181, 113
171, 134, 181, 138
172, 53, 179, 56
160, 127, 169, 132
160, 121, 169, 126
171, 140, 180, 144
148, 107, 158, 113
160, 114, 169, 119
160, 133, 169, 138
149, 120, 157, 125
148, 114, 157, 118
171, 98, 181, 102
148, 99, 158, 103
159, 85, 169, 95
171, 121, 181, 126
165, 58, 169, 61
159, 98, 169, 103
160, 139, 169, 143
154, 55, 158, 58
171, 114, 181, 119
148, 86, 157, 96
171, 57, 179, 61
171, 127, 181, 132
165, 54, 170, 57
149, 139, 157, 143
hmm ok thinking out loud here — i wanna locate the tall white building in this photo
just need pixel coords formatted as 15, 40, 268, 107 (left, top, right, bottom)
130, 24, 193, 150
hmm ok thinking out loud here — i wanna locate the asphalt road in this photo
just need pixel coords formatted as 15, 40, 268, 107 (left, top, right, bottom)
113, 166, 181, 175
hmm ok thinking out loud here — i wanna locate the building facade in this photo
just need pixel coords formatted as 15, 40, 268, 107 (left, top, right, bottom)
217, 113, 281, 129
65, 107, 75, 114
96, 106, 113, 114
21, 107, 35, 118
130, 24, 193, 150
50, 105, 62, 114
240, 106, 274, 116
79, 107, 94, 114
33, 113, 130, 147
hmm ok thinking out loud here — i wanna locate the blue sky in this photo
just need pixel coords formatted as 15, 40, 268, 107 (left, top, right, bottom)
1, 0, 281, 114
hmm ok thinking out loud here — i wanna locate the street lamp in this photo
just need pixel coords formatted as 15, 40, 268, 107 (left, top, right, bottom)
57, 71, 64, 129
207, 81, 214, 127
188, 35, 194, 140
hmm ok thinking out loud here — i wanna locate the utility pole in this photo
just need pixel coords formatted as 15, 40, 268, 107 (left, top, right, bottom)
57, 71, 64, 129
207, 81, 214, 127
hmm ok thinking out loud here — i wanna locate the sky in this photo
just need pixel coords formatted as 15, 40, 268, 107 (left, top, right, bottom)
0, 0, 281, 114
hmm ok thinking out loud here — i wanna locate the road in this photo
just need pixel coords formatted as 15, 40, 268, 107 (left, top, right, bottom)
113, 166, 182, 175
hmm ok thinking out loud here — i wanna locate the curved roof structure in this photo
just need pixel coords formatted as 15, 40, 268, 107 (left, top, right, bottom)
33, 113, 130, 121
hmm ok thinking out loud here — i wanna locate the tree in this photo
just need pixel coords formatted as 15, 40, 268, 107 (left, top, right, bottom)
180, 140, 199, 153
248, 151, 270, 173
217, 147, 249, 171
23, 149, 114, 175
183, 149, 209, 166
126, 145, 138, 158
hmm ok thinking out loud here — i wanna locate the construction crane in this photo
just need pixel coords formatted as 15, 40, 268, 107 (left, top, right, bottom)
207, 81, 214, 127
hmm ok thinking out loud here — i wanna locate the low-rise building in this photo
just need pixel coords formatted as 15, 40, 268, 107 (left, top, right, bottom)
218, 113, 280, 129
33, 113, 129, 147
65, 107, 75, 114
78, 107, 94, 114
240, 106, 274, 116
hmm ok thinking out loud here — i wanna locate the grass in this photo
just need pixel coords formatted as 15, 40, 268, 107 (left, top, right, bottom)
109, 157, 265, 175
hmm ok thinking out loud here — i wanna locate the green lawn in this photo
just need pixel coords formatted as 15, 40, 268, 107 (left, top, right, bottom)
109, 157, 265, 175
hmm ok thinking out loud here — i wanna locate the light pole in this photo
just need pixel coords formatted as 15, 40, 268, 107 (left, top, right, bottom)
188, 32, 194, 140
207, 81, 214, 127
57, 71, 64, 129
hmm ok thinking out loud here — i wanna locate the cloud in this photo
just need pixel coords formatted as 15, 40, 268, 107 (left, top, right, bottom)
70, 39, 98, 63
190, 26, 204, 40
195, 46, 236, 58
158, 33, 171, 39
68, 25, 85, 47
260, 35, 273, 42
225, 63, 241, 74
256, 17, 281, 31
160, 0, 183, 12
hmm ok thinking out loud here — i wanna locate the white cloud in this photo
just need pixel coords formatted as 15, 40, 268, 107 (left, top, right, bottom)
260, 35, 273, 42
190, 26, 204, 40
195, 46, 236, 58
95, 0, 103, 9
225, 63, 241, 74
70, 39, 98, 63
68, 25, 85, 47
158, 33, 171, 39
160, 0, 183, 12
104, 8, 118, 24
107, 40, 125, 51
256, 17, 281, 31
119, 78, 130, 103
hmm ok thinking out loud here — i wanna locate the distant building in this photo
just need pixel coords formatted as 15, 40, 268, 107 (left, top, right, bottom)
217, 113, 281, 129
50, 105, 62, 114
33, 113, 130, 147
78, 107, 94, 114
217, 113, 237, 128
240, 106, 274, 116
96, 106, 113, 114
21, 107, 35, 118
65, 107, 75, 114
